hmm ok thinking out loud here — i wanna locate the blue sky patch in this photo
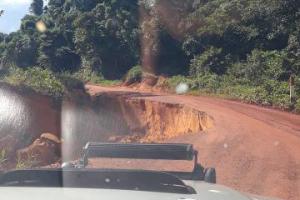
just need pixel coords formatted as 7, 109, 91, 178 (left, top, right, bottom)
0, 0, 31, 33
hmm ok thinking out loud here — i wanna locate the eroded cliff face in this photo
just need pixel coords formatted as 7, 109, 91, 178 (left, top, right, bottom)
0, 84, 213, 166
61, 91, 213, 160
92, 93, 213, 142
0, 84, 62, 170
0, 84, 61, 151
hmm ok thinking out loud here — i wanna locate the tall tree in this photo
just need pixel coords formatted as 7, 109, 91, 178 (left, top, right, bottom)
30, 0, 44, 16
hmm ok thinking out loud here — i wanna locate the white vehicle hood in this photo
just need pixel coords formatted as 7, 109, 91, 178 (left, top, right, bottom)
0, 181, 279, 200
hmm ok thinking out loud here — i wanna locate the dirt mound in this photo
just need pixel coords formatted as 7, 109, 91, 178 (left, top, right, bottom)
0, 83, 61, 142
17, 133, 61, 167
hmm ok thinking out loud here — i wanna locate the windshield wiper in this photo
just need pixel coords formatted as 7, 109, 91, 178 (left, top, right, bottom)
0, 169, 196, 194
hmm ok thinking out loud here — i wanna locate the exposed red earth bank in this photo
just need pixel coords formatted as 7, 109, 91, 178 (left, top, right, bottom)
86, 84, 300, 200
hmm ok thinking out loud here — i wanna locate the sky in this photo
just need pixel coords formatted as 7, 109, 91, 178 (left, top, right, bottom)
0, 0, 31, 34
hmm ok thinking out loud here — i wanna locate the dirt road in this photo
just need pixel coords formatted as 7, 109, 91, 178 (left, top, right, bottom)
86, 85, 300, 200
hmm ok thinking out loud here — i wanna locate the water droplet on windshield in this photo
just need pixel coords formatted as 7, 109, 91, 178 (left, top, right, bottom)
36, 20, 47, 33
274, 141, 280, 146
176, 83, 189, 94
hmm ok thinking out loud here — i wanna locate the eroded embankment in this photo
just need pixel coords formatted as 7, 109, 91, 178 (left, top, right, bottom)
88, 92, 213, 142
61, 91, 213, 160
0, 84, 213, 167
0, 84, 61, 155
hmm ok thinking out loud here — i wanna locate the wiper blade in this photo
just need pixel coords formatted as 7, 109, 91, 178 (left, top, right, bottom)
0, 169, 196, 194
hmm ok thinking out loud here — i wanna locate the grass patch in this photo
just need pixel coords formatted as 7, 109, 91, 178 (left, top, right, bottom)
0, 149, 7, 168
15, 154, 35, 170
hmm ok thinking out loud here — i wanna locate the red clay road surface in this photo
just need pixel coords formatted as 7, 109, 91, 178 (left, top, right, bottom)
86, 85, 300, 200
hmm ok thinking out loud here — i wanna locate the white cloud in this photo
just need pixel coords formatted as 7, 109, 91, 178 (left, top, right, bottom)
0, 0, 31, 6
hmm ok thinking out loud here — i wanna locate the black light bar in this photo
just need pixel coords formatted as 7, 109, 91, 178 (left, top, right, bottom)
81, 143, 197, 167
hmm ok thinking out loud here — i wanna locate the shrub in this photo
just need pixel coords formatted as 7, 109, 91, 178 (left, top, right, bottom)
58, 74, 85, 90
0, 149, 7, 167
272, 94, 291, 110
190, 47, 224, 75
228, 50, 285, 86
124, 65, 142, 85
73, 68, 121, 86
3, 67, 64, 97
195, 73, 221, 93
73, 68, 103, 84
166, 75, 191, 89
16, 154, 35, 169
295, 76, 300, 95
270, 81, 290, 109
295, 98, 300, 113
215, 84, 274, 105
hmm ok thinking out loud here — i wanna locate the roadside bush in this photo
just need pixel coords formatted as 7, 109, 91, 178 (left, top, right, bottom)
272, 94, 291, 109
295, 76, 300, 96
166, 70, 297, 111
295, 98, 300, 113
190, 47, 225, 75
3, 67, 64, 97
73, 68, 121, 86
0, 149, 7, 167
228, 50, 285, 86
73, 68, 103, 84
124, 65, 142, 85
222, 85, 266, 104
270, 81, 291, 109
58, 74, 85, 90
166, 75, 192, 89
195, 73, 222, 93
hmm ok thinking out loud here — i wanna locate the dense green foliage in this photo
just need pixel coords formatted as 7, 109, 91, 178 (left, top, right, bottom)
124, 65, 142, 85
30, 0, 44, 16
164, 0, 300, 111
0, 0, 300, 111
0, 0, 140, 79
3, 66, 64, 97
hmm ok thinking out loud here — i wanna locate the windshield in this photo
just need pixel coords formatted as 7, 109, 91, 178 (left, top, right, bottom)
0, 0, 300, 200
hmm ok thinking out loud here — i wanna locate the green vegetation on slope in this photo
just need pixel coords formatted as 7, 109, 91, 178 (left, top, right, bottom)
3, 66, 64, 97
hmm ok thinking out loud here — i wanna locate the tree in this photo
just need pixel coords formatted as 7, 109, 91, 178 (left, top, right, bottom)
2, 33, 38, 68
38, 28, 80, 72
30, 0, 44, 16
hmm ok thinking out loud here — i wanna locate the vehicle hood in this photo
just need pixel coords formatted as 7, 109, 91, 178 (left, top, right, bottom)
0, 181, 280, 200
185, 181, 280, 200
